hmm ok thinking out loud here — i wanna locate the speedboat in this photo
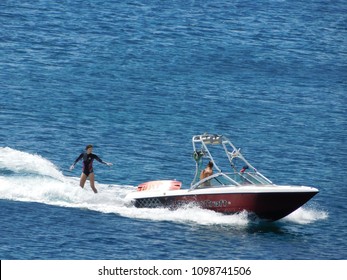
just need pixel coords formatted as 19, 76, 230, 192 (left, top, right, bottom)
125, 134, 319, 221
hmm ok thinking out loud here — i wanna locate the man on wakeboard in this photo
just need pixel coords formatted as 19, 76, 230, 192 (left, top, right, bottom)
70, 144, 112, 193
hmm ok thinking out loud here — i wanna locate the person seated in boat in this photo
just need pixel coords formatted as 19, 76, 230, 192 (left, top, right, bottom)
200, 161, 214, 184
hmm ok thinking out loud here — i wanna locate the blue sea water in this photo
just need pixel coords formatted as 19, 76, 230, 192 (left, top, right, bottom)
0, 0, 346, 260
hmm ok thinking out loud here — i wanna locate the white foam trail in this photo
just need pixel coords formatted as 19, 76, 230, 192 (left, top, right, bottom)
112, 203, 250, 227
0, 147, 63, 180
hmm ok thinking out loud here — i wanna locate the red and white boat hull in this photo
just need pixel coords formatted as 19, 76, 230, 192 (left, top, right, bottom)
126, 183, 319, 221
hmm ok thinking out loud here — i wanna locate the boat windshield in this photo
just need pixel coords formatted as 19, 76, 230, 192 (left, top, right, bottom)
191, 173, 238, 190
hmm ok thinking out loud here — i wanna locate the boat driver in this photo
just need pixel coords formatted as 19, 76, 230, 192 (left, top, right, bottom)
200, 161, 214, 180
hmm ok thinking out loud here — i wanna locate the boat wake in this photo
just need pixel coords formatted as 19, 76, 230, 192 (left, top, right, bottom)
0, 147, 327, 227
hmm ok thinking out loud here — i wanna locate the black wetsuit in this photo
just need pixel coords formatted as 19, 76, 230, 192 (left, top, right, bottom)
73, 152, 106, 176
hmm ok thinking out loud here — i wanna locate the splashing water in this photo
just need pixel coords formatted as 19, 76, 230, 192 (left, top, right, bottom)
283, 206, 328, 224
